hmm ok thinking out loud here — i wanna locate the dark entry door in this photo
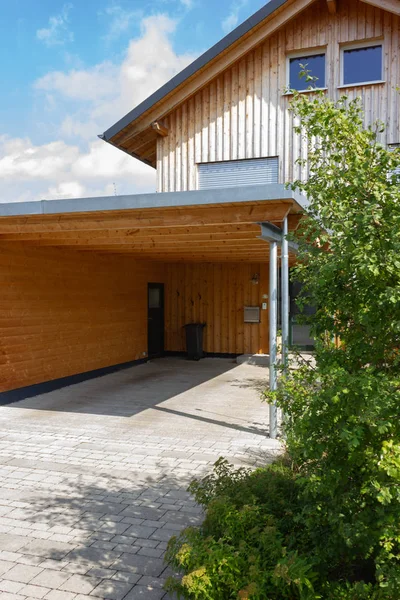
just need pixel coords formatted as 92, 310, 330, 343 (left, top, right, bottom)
148, 283, 164, 358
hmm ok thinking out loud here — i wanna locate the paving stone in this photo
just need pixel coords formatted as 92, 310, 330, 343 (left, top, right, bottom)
120, 507, 166, 521
65, 546, 120, 566
0, 359, 277, 599
61, 561, 90, 574
0, 533, 27, 552
138, 547, 164, 558
59, 574, 100, 594
136, 577, 166, 589
30, 569, 71, 588
150, 529, 175, 543
124, 524, 157, 539
5, 563, 44, 583
114, 544, 139, 554
110, 571, 141, 583
90, 579, 135, 599
20, 539, 74, 560
45, 591, 77, 600
0, 580, 26, 593
111, 554, 165, 577
86, 566, 116, 578
0, 559, 15, 576
19, 584, 51, 598
124, 585, 165, 599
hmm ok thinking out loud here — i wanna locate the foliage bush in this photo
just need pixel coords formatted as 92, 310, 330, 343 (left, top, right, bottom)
165, 92, 400, 599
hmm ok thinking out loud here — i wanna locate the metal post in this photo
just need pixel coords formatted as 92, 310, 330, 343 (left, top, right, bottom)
269, 240, 278, 439
281, 217, 289, 373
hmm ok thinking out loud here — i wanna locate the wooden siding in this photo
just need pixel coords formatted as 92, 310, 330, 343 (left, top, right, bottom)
164, 262, 269, 355
0, 242, 270, 392
0, 243, 164, 392
157, 0, 400, 191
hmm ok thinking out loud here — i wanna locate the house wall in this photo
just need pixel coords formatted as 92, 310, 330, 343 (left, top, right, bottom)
0, 243, 164, 393
157, 0, 400, 191
0, 242, 269, 393
164, 262, 269, 355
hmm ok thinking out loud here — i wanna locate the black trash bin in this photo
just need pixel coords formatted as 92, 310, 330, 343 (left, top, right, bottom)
184, 323, 206, 360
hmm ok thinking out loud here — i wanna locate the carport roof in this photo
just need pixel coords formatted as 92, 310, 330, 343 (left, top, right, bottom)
0, 184, 307, 217
0, 184, 306, 263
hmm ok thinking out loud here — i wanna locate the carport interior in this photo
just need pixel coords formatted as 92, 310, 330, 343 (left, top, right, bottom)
0, 195, 301, 394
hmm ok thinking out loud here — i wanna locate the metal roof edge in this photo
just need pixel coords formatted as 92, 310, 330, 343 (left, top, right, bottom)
0, 184, 308, 217
101, 0, 288, 142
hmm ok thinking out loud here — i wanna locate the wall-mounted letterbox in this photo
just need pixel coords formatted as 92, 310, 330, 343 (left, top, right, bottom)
244, 306, 260, 323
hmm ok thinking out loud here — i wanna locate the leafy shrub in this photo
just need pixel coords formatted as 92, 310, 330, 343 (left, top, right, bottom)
165, 93, 400, 599
165, 458, 318, 600
269, 92, 400, 595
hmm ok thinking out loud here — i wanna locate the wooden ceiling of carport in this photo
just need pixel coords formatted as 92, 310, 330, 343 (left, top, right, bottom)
0, 200, 302, 263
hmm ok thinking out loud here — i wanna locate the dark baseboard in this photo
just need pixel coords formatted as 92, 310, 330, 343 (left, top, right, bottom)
163, 351, 239, 359
206, 352, 239, 359
0, 358, 148, 406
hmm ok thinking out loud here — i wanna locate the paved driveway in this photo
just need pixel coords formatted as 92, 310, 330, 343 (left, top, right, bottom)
0, 358, 280, 599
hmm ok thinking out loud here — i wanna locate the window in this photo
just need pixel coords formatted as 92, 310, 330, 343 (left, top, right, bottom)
197, 157, 278, 190
341, 42, 383, 86
288, 52, 326, 91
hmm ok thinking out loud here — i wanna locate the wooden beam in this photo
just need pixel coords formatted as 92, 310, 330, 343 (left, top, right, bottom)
151, 121, 169, 137
0, 223, 262, 242
0, 203, 292, 235
19, 234, 263, 248
326, 0, 336, 14
360, 0, 400, 15
113, 0, 316, 146
287, 214, 304, 231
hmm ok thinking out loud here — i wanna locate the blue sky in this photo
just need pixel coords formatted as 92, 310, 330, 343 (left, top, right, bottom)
0, 0, 267, 203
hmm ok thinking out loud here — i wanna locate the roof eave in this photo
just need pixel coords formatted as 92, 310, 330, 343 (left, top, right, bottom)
100, 0, 289, 144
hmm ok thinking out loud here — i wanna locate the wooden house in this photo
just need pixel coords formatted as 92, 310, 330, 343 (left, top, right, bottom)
0, 0, 399, 400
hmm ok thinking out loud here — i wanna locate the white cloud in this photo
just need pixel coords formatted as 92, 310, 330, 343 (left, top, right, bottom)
36, 3, 74, 47
35, 62, 118, 102
1, 14, 197, 203
222, 0, 248, 34
102, 4, 142, 42
180, 0, 193, 8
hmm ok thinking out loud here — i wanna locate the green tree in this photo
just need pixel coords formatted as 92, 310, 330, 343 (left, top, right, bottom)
165, 93, 400, 599
271, 91, 400, 592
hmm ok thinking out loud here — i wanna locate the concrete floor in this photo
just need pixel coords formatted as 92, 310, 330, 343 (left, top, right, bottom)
0, 357, 280, 599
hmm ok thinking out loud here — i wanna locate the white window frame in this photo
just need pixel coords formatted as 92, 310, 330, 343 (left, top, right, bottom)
339, 39, 385, 89
286, 48, 327, 93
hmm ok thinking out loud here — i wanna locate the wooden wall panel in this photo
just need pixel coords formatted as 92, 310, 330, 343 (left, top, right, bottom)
164, 262, 269, 355
157, 0, 400, 192
0, 243, 164, 392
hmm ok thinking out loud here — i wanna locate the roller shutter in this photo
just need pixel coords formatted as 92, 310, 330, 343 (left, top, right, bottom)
198, 157, 279, 190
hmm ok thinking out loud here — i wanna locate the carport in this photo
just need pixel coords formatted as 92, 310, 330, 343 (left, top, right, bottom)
0, 184, 306, 435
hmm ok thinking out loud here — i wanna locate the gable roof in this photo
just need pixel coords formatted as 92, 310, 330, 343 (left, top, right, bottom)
100, 0, 400, 168
99, 0, 313, 167
100, 0, 288, 148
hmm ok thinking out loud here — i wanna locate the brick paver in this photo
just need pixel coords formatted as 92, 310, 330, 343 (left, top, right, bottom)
0, 358, 280, 599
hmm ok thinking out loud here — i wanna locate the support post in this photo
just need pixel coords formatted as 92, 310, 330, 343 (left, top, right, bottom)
281, 217, 289, 373
269, 240, 278, 439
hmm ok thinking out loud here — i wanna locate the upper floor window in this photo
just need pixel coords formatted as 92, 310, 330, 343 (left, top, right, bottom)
341, 42, 383, 86
288, 51, 326, 91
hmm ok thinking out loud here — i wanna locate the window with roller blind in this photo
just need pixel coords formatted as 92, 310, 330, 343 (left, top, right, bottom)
197, 157, 279, 190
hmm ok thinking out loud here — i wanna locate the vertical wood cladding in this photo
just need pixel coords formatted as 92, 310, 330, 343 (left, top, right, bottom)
0, 243, 164, 392
0, 244, 270, 392
157, 0, 400, 191
164, 263, 269, 355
